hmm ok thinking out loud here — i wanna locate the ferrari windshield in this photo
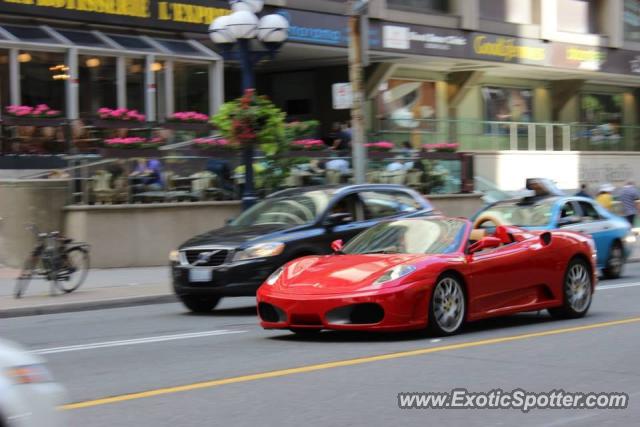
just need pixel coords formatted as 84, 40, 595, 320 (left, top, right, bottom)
232, 191, 331, 226
479, 199, 555, 227
343, 218, 467, 255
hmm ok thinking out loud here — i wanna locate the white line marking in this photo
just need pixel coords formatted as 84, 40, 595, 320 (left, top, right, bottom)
597, 281, 640, 291
32, 330, 246, 355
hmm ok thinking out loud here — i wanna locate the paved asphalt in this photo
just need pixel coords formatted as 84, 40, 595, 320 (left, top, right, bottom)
4, 264, 640, 427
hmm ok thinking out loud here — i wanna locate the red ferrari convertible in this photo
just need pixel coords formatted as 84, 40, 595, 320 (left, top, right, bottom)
257, 217, 597, 336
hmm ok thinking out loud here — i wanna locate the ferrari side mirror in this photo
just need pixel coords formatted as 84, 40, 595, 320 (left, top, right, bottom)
331, 239, 344, 254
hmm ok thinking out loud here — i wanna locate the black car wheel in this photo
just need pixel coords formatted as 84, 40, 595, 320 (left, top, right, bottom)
179, 295, 221, 313
603, 242, 624, 279
549, 258, 593, 319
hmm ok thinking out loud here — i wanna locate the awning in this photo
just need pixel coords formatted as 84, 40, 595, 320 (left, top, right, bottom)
0, 23, 220, 60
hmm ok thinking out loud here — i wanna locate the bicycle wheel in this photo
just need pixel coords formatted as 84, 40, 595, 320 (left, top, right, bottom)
54, 247, 90, 293
14, 257, 37, 299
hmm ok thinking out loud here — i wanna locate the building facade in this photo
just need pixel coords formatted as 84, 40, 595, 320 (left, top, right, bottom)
1, 0, 640, 163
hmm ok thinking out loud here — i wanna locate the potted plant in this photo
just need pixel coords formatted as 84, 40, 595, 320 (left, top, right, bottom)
423, 142, 459, 153
101, 137, 164, 157
290, 139, 326, 151
365, 141, 395, 152
5, 104, 63, 118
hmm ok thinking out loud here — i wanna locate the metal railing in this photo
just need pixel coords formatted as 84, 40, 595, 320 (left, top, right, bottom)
373, 118, 640, 152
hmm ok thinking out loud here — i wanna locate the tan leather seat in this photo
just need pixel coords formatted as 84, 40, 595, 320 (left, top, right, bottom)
469, 229, 487, 242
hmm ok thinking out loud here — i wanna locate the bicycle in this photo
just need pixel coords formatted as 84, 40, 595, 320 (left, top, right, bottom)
14, 224, 91, 298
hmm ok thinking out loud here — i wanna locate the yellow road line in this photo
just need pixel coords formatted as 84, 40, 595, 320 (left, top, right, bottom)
62, 316, 640, 411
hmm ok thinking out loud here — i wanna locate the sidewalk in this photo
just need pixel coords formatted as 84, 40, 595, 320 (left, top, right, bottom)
0, 267, 175, 318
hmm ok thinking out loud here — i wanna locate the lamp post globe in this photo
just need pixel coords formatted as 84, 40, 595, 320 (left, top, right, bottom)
208, 15, 236, 44
257, 14, 290, 44
226, 10, 260, 39
230, 0, 264, 13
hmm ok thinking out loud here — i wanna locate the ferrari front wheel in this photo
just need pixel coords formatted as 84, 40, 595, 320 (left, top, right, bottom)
549, 258, 593, 319
428, 275, 466, 336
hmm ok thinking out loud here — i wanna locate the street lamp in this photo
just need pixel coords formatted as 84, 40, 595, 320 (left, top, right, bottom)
209, 0, 289, 209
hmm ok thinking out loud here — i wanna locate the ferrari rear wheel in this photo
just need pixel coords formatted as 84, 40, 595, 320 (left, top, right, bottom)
428, 275, 466, 336
549, 258, 593, 319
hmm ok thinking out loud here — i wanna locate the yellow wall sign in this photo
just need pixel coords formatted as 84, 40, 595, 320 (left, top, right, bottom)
157, 1, 229, 24
473, 35, 546, 62
3, 0, 151, 18
0, 0, 230, 28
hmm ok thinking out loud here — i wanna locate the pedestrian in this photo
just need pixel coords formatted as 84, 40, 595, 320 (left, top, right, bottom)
595, 183, 615, 211
618, 181, 640, 226
575, 183, 592, 198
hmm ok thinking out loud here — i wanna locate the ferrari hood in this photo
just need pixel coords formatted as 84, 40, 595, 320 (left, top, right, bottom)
276, 254, 427, 295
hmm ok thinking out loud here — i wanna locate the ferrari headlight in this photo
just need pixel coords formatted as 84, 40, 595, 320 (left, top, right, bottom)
233, 242, 285, 262
265, 267, 284, 285
372, 265, 416, 286
169, 250, 180, 262
6, 364, 53, 385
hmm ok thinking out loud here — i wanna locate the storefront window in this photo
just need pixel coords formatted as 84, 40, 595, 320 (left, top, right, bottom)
580, 94, 623, 147
480, 0, 534, 24
154, 60, 166, 121
376, 79, 436, 130
0, 50, 9, 112
557, 0, 598, 34
482, 87, 533, 123
79, 55, 116, 117
174, 62, 209, 113
126, 58, 145, 112
20, 51, 66, 111
387, 0, 448, 12
624, 0, 640, 41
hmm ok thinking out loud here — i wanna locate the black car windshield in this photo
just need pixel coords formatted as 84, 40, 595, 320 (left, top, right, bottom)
231, 191, 331, 226
343, 218, 468, 255
479, 199, 555, 227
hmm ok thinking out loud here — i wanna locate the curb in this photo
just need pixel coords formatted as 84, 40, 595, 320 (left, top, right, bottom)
0, 294, 177, 319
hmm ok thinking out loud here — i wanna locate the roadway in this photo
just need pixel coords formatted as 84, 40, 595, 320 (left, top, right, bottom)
4, 264, 640, 426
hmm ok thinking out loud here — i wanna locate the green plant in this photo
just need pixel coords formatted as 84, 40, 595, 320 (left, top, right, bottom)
212, 89, 286, 156
285, 120, 320, 141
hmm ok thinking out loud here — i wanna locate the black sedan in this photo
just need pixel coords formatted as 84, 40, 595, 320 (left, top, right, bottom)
170, 184, 434, 312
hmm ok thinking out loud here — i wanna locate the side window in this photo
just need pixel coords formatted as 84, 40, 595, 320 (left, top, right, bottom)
328, 194, 364, 222
394, 191, 422, 213
578, 201, 601, 221
360, 191, 402, 219
560, 202, 577, 218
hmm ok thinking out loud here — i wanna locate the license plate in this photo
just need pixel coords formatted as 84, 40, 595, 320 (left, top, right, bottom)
189, 268, 212, 283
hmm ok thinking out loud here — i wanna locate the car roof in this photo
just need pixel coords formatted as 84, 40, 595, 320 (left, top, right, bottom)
492, 195, 564, 207
267, 184, 420, 199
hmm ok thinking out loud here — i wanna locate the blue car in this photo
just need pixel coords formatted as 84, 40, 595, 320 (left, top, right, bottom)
472, 195, 633, 279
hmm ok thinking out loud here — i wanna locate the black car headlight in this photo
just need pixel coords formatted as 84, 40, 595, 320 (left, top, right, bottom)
233, 242, 285, 262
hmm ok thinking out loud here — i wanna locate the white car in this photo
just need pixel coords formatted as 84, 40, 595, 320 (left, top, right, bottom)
0, 339, 65, 427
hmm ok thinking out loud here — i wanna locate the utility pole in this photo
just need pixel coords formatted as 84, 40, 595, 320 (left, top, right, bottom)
348, 0, 368, 184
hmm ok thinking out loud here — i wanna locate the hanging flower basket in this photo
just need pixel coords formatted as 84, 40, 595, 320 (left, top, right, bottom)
365, 141, 395, 152
290, 139, 326, 151
212, 89, 286, 156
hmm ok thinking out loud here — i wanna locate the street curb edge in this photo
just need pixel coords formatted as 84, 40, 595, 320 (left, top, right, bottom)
0, 294, 177, 318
